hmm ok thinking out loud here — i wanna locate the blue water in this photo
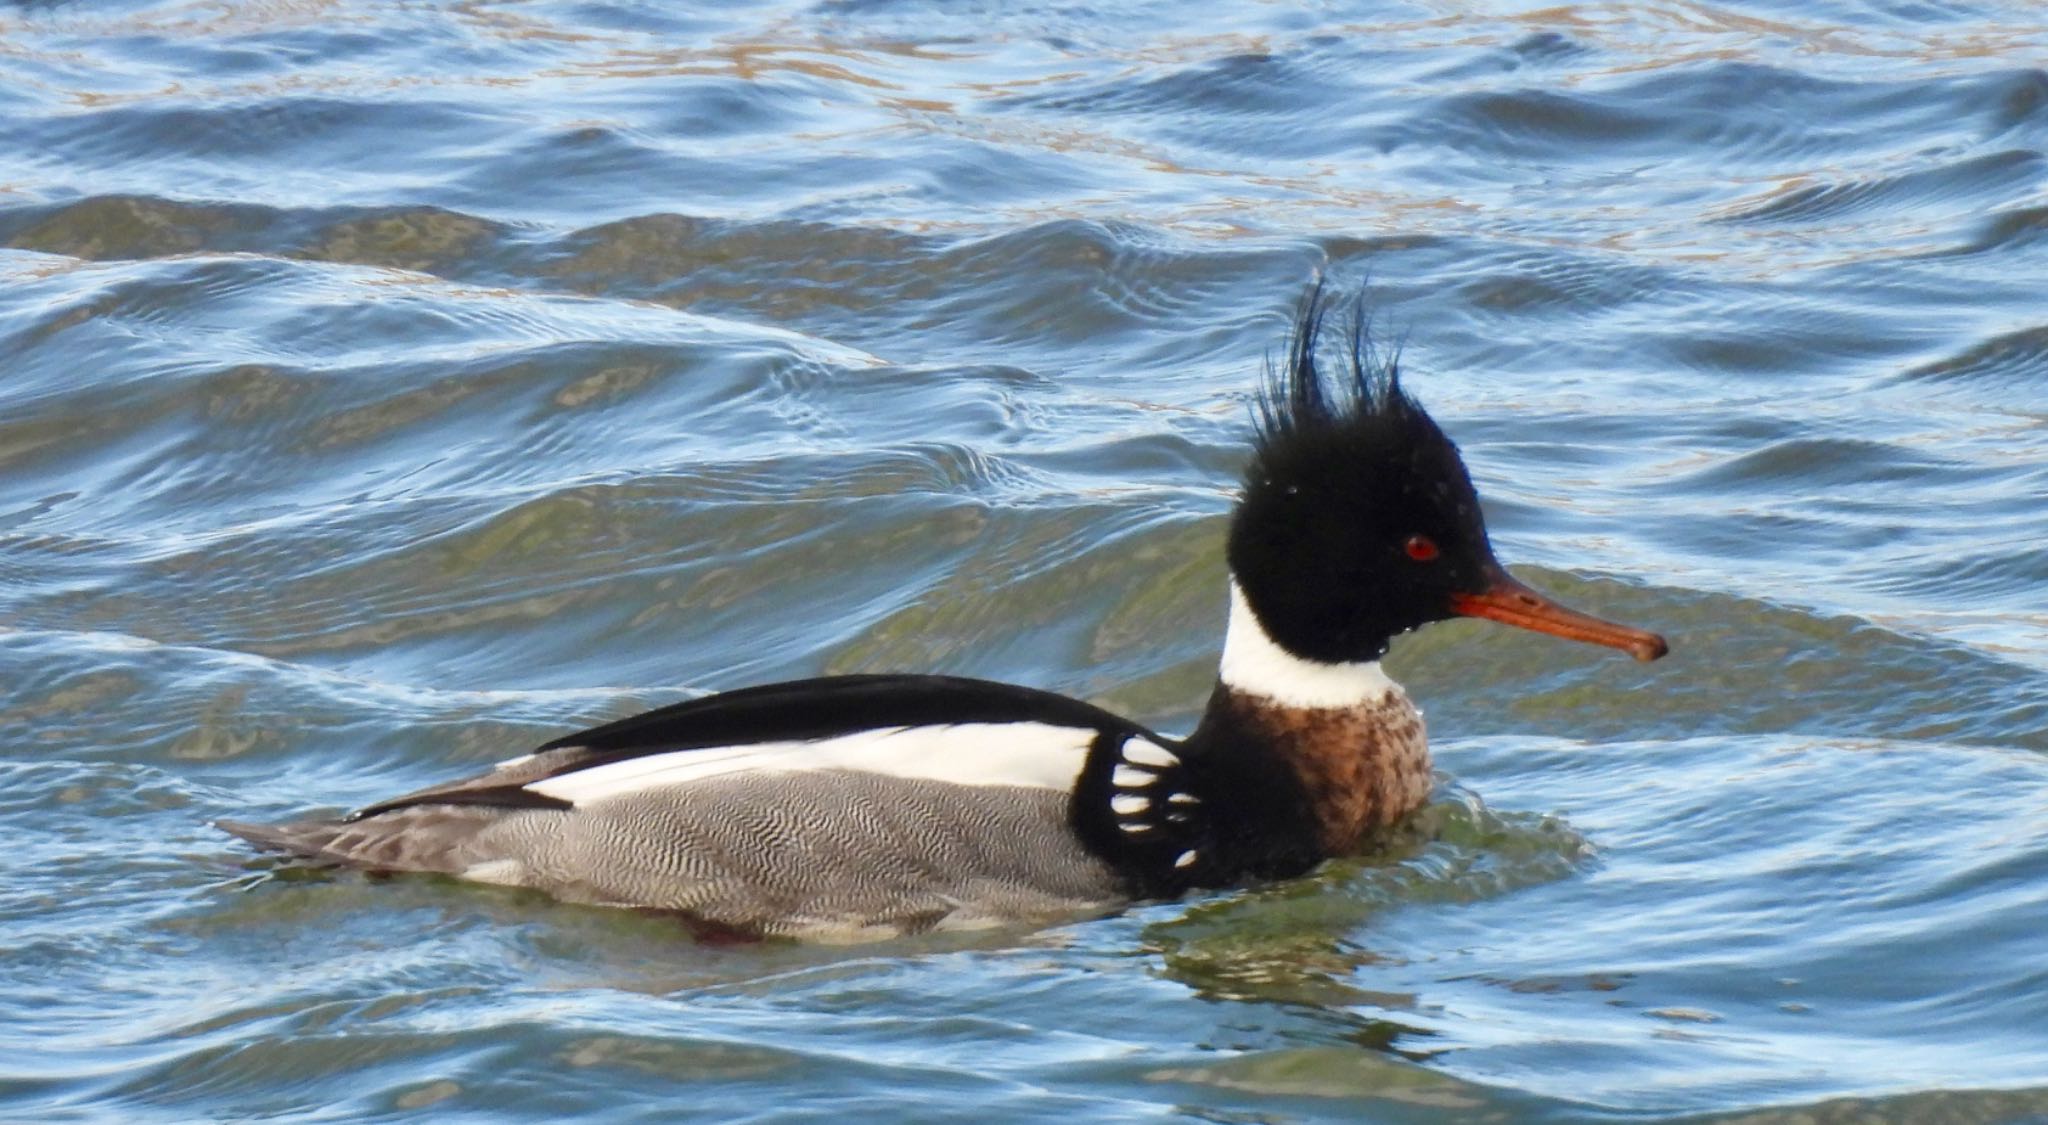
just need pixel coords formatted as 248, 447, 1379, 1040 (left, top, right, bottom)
3, 1, 2046, 1120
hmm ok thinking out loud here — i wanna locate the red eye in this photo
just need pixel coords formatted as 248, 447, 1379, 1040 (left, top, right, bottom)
1404, 535, 1439, 562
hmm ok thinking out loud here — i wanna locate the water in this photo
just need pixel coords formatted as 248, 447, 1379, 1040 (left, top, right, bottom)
2, 0, 2046, 1120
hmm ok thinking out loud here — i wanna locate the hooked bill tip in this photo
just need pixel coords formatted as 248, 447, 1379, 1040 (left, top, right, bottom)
1449, 572, 1670, 665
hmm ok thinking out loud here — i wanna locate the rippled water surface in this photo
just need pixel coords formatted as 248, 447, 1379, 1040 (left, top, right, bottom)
4, 0, 2047, 1120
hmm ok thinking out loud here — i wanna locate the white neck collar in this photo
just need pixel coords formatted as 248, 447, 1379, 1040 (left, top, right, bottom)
1218, 580, 1397, 709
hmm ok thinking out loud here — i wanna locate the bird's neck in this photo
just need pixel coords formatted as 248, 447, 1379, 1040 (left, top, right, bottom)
1204, 581, 1432, 854
1217, 581, 1397, 708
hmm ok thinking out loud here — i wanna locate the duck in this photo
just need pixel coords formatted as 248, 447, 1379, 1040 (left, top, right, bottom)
220, 289, 1668, 941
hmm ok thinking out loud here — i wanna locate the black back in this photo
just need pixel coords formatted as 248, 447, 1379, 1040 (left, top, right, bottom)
349, 674, 1155, 821
538, 673, 1146, 754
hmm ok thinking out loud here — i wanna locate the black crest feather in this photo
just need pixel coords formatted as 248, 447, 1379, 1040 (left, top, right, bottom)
1253, 282, 1420, 456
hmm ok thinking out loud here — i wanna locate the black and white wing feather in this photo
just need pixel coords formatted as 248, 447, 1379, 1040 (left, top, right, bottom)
1068, 734, 1220, 896
348, 674, 1149, 821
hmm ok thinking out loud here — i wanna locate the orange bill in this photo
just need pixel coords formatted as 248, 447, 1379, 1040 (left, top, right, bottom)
1449, 567, 1668, 662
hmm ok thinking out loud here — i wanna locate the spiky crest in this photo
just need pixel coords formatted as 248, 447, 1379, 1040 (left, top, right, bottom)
1252, 282, 1419, 461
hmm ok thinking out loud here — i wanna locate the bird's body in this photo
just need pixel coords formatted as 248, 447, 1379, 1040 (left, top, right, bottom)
222, 290, 1666, 940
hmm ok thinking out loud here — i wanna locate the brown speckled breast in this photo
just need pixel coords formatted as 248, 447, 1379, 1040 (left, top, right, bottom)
1216, 686, 1431, 855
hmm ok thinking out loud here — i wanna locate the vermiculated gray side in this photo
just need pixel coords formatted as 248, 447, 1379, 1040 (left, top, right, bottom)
232, 769, 1126, 937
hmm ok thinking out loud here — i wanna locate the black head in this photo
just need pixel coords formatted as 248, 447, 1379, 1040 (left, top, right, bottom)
1226, 289, 1668, 665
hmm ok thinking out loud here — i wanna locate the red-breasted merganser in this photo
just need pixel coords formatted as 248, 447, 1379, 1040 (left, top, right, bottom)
221, 290, 1667, 940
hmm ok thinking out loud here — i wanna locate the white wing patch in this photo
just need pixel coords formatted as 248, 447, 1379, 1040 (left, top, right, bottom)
525, 721, 1096, 806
